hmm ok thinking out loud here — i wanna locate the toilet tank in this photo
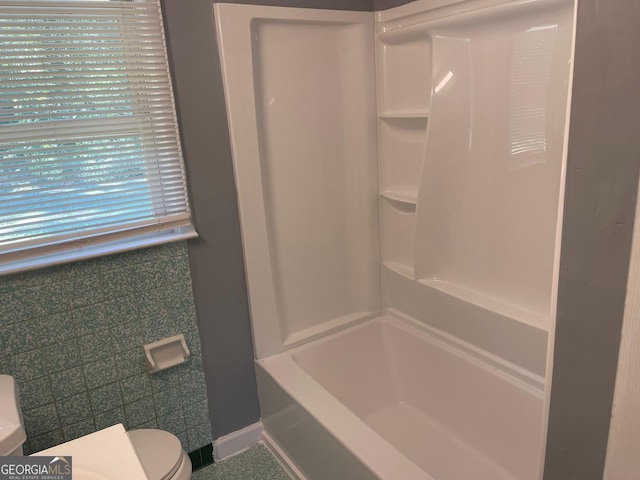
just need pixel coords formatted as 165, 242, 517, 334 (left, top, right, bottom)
0, 375, 26, 455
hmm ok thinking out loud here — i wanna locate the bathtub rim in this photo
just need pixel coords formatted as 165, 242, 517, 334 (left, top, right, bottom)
259, 328, 434, 480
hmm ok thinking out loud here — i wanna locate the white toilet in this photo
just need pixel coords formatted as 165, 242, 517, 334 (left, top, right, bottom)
129, 429, 191, 480
0, 375, 192, 480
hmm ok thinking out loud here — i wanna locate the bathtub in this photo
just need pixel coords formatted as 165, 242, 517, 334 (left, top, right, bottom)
257, 315, 544, 480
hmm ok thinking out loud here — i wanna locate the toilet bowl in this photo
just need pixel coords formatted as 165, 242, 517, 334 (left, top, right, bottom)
129, 429, 192, 480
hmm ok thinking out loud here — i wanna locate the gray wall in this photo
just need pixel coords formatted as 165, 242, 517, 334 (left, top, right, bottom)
161, 0, 258, 440
543, 1, 640, 478
161, 0, 373, 440
213, 0, 371, 9
373, 0, 413, 10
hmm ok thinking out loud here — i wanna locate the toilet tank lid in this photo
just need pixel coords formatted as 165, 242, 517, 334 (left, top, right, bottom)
129, 429, 183, 480
0, 375, 26, 455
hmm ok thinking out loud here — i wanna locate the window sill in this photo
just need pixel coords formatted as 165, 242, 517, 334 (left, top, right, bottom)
0, 226, 198, 277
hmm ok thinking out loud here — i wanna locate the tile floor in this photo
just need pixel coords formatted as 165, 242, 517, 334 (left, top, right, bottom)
192, 444, 291, 480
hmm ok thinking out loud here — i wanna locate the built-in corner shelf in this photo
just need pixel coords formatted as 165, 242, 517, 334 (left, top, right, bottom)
377, 23, 431, 46
383, 261, 415, 280
377, 21, 430, 299
378, 111, 429, 120
380, 190, 417, 212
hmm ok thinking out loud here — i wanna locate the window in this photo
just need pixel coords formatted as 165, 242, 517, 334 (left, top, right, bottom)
0, 0, 195, 274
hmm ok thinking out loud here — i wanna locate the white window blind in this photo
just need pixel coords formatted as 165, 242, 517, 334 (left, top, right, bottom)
0, 0, 195, 273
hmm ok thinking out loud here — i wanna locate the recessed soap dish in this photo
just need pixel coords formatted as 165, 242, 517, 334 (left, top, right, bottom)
143, 334, 191, 374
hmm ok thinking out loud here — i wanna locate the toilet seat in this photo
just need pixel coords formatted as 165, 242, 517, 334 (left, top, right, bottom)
129, 429, 191, 480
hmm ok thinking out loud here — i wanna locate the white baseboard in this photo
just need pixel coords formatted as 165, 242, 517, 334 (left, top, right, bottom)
261, 431, 306, 480
213, 421, 264, 461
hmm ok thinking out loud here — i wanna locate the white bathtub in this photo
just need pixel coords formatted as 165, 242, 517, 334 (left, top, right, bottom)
257, 315, 544, 480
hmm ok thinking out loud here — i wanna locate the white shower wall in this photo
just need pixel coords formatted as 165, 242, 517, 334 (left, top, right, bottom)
377, 0, 574, 377
216, 6, 380, 359
217, 0, 573, 372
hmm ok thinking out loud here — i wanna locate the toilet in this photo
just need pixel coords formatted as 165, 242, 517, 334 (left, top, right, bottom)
0, 375, 192, 480
129, 429, 191, 480
0, 375, 26, 457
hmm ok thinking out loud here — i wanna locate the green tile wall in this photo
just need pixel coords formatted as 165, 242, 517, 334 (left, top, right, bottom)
0, 242, 212, 454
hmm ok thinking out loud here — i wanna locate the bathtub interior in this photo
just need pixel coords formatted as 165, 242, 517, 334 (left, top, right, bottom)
292, 317, 543, 480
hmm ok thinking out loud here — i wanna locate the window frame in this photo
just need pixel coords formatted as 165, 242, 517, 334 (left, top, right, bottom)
0, 0, 196, 275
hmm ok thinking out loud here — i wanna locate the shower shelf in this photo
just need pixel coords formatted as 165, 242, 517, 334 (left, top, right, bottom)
380, 190, 417, 207
418, 278, 550, 331
383, 261, 415, 280
378, 23, 430, 45
381, 191, 417, 214
378, 111, 429, 120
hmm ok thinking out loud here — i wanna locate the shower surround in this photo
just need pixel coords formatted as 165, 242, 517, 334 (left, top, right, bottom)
216, 0, 575, 478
